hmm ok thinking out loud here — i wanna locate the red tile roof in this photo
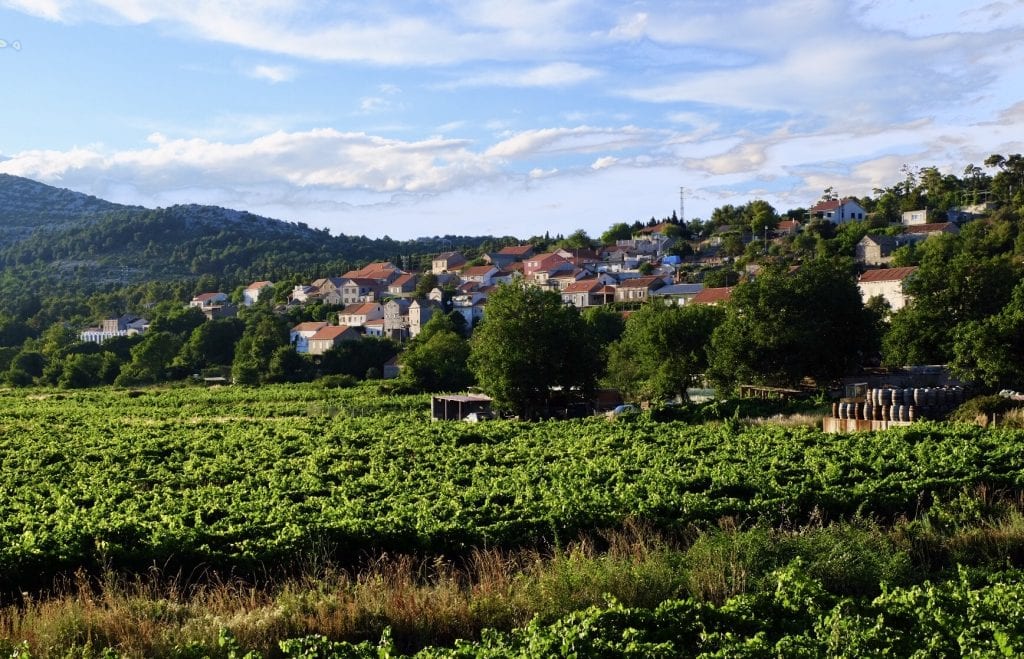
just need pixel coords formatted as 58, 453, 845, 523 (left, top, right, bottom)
690, 286, 734, 304
310, 325, 356, 341
858, 266, 918, 282
809, 197, 860, 213
497, 244, 534, 256
904, 222, 956, 234
563, 279, 603, 293
340, 302, 380, 315
462, 265, 497, 277
246, 281, 273, 289
292, 321, 329, 332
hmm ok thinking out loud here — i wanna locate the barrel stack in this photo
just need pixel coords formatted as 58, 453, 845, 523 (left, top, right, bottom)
825, 386, 966, 432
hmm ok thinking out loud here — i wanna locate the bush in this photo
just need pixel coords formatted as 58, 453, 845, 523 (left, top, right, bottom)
318, 374, 357, 389
949, 395, 1022, 424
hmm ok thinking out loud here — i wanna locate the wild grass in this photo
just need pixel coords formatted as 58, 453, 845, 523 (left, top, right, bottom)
7, 504, 1024, 657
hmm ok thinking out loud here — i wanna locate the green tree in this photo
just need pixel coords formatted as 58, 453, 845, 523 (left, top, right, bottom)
746, 199, 778, 236
115, 331, 183, 385
173, 317, 245, 371
600, 223, 633, 244
399, 315, 473, 392
949, 279, 1024, 389
883, 230, 1021, 366
708, 259, 878, 391
560, 229, 594, 251
469, 282, 600, 418
606, 302, 724, 401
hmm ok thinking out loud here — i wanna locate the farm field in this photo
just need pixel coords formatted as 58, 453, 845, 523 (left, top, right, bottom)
3, 383, 1024, 656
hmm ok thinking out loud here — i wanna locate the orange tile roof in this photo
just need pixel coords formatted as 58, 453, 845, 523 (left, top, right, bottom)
690, 286, 734, 304
858, 266, 918, 282
310, 325, 355, 340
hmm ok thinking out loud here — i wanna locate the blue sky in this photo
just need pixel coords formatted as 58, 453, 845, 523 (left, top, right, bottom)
1, 1, 1023, 239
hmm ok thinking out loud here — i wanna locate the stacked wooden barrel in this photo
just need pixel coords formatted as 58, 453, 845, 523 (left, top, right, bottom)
831, 386, 966, 422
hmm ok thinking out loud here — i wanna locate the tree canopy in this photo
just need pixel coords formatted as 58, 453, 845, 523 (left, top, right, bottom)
708, 258, 879, 391
469, 282, 600, 418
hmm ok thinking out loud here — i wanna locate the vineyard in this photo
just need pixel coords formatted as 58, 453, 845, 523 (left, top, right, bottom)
3, 384, 1024, 656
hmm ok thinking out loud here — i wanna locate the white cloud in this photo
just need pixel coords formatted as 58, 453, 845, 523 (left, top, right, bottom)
0, 129, 495, 194
486, 125, 655, 159
440, 62, 601, 89
608, 12, 647, 40
247, 64, 295, 83
6, 0, 592, 65
591, 156, 617, 170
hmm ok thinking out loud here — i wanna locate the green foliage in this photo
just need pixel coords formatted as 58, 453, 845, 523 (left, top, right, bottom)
600, 222, 634, 244
399, 315, 473, 393
469, 283, 600, 418
114, 331, 182, 386
949, 279, 1024, 388
708, 258, 878, 391
606, 302, 724, 401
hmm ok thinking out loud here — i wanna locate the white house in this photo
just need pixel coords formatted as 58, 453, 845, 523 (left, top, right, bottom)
338, 302, 384, 328
290, 321, 329, 353
858, 266, 917, 311
307, 325, 360, 355
243, 281, 273, 306
809, 198, 867, 225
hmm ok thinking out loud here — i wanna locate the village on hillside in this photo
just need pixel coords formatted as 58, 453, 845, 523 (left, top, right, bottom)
77, 197, 983, 359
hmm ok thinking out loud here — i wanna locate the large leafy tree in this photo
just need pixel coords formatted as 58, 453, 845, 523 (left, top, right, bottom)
399, 314, 473, 392
708, 258, 878, 392
883, 228, 1021, 366
469, 282, 600, 418
606, 302, 724, 402
949, 279, 1024, 389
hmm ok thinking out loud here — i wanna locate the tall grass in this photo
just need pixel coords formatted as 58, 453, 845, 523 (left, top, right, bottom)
7, 505, 1024, 657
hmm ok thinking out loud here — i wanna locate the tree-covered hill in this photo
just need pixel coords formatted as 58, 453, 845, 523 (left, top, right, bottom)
0, 175, 499, 286
0, 173, 129, 246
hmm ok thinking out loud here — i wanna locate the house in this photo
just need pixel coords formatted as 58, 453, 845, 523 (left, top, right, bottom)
614, 275, 667, 303
338, 302, 384, 328
289, 284, 319, 304
856, 234, 902, 267
561, 279, 615, 308
650, 283, 705, 306
486, 245, 534, 268
461, 265, 499, 286
290, 321, 329, 354
901, 209, 929, 226
311, 277, 345, 298
243, 281, 273, 306
189, 292, 235, 320
190, 292, 228, 309
432, 251, 467, 274
548, 269, 589, 290
337, 278, 385, 305
388, 273, 419, 297
523, 252, 571, 277
775, 219, 801, 236
80, 315, 149, 344
858, 266, 917, 311
809, 198, 867, 225
408, 298, 442, 338
452, 294, 486, 328
307, 325, 360, 355
362, 319, 386, 337
689, 286, 734, 305
383, 298, 411, 340
343, 261, 404, 286
382, 355, 401, 379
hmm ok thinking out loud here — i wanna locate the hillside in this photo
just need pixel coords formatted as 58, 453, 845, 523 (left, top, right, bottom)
0, 174, 128, 246
0, 175, 497, 286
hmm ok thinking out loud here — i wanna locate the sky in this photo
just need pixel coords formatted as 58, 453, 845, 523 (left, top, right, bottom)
1, 1, 1023, 240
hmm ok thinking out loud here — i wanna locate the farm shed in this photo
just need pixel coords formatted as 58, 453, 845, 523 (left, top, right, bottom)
431, 394, 493, 421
